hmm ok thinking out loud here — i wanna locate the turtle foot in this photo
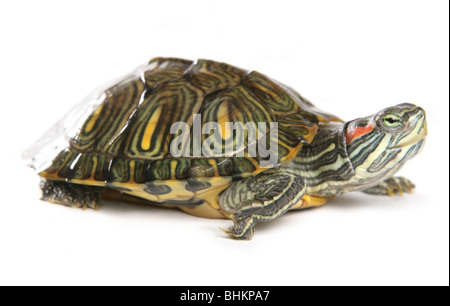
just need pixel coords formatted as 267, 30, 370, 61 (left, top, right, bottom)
362, 176, 415, 196
40, 179, 103, 209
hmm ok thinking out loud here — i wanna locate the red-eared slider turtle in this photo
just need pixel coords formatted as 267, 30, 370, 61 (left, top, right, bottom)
24, 57, 427, 239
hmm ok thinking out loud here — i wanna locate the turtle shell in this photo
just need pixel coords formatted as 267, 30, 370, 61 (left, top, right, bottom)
26, 57, 342, 217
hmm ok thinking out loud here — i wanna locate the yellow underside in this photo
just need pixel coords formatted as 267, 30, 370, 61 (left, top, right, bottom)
290, 194, 335, 210
104, 189, 334, 219
111, 177, 231, 219
40, 172, 333, 219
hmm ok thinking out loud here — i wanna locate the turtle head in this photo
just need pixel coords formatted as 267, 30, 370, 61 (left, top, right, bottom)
344, 103, 427, 186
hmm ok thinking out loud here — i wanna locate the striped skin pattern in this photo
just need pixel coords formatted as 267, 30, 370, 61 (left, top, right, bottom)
284, 103, 426, 201
282, 122, 355, 199
218, 168, 306, 239
346, 104, 426, 191
34, 57, 428, 240
38, 57, 339, 220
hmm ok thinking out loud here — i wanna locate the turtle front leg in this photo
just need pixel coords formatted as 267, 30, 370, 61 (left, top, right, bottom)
362, 176, 415, 196
40, 179, 104, 209
218, 169, 306, 240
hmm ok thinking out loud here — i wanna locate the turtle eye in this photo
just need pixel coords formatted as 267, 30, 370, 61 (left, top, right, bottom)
382, 113, 402, 128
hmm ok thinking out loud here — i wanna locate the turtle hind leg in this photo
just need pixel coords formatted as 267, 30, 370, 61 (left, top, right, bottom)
362, 176, 415, 196
40, 179, 104, 210
219, 169, 306, 240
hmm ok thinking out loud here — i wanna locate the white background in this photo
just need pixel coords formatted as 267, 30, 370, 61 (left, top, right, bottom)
0, 0, 448, 286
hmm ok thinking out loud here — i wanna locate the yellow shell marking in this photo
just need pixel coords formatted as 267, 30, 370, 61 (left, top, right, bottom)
84, 104, 104, 133
217, 101, 231, 139
141, 105, 162, 151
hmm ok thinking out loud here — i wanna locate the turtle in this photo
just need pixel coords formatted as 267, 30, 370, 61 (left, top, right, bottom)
24, 57, 427, 240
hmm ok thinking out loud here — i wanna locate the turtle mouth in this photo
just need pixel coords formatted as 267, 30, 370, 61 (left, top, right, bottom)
389, 122, 427, 149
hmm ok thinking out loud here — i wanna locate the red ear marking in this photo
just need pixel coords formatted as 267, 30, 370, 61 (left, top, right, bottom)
345, 123, 375, 145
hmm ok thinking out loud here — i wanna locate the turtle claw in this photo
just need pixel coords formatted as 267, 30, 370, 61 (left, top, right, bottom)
219, 227, 233, 235
220, 216, 255, 240
386, 189, 396, 197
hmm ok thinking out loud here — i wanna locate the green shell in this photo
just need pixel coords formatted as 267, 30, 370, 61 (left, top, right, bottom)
38, 57, 341, 190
